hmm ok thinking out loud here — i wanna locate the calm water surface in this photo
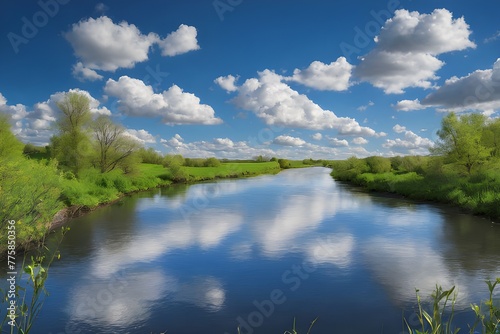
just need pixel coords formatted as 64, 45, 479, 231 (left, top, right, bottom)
3, 167, 500, 333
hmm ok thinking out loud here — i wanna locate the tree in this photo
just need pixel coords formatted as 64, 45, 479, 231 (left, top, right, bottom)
0, 113, 23, 158
482, 118, 500, 158
204, 157, 221, 167
51, 92, 93, 174
431, 112, 491, 174
365, 156, 391, 174
91, 115, 140, 173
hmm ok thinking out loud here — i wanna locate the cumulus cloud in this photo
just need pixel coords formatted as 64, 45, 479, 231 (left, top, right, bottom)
352, 137, 368, 145
328, 137, 349, 147
157, 24, 200, 56
393, 98, 428, 111
356, 9, 476, 94
214, 75, 239, 92
72, 62, 103, 82
104, 76, 222, 125
273, 135, 306, 146
392, 124, 406, 133
287, 57, 353, 91
383, 124, 434, 153
123, 129, 156, 144
65, 17, 199, 79
421, 59, 500, 113
311, 133, 322, 141
224, 69, 380, 136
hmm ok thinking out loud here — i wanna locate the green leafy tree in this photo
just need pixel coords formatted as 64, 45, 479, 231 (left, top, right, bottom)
431, 112, 491, 174
51, 92, 93, 174
365, 156, 391, 174
204, 157, 221, 167
91, 115, 140, 173
482, 118, 500, 158
138, 147, 164, 164
0, 114, 23, 158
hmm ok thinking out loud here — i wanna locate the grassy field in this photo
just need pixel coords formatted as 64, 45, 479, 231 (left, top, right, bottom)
181, 161, 281, 181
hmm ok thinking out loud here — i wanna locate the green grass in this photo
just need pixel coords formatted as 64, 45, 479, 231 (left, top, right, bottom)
330, 157, 500, 220
181, 161, 281, 182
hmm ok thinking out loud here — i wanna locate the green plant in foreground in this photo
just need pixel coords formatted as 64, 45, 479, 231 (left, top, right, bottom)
1, 227, 68, 334
470, 279, 500, 334
406, 286, 459, 334
406, 279, 500, 334
283, 317, 318, 334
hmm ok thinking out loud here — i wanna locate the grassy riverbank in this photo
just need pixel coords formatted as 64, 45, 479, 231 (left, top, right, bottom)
0, 158, 294, 255
330, 156, 500, 220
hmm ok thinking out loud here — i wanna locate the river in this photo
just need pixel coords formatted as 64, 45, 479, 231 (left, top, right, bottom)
3, 167, 500, 333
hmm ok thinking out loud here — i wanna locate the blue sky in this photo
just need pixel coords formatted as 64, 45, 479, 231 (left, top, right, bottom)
1, 0, 499, 159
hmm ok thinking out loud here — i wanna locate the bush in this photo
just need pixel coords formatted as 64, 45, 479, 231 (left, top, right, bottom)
365, 156, 391, 174
278, 159, 291, 169
138, 147, 163, 164
204, 157, 221, 167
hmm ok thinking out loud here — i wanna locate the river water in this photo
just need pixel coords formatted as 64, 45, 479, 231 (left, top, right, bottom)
3, 167, 500, 333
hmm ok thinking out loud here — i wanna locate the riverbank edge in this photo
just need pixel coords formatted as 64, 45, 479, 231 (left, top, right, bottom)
47, 167, 285, 231
330, 173, 500, 223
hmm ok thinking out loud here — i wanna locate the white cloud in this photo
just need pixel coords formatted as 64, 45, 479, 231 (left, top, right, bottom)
421, 59, 500, 113
287, 57, 353, 91
157, 24, 200, 57
352, 137, 368, 145
392, 124, 406, 133
273, 135, 306, 146
393, 98, 428, 111
72, 62, 103, 82
228, 69, 380, 136
214, 75, 239, 92
484, 31, 500, 43
357, 101, 374, 111
161, 136, 276, 159
123, 129, 156, 144
311, 133, 322, 141
328, 137, 349, 147
383, 125, 434, 153
65, 16, 199, 77
104, 76, 222, 125
65, 16, 157, 72
356, 9, 476, 94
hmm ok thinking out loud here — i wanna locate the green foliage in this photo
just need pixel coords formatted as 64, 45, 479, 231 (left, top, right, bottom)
365, 156, 392, 174
138, 147, 164, 164
0, 113, 23, 158
330, 156, 369, 180
406, 279, 500, 334
278, 158, 292, 169
204, 157, 221, 167
1, 228, 68, 334
432, 112, 491, 174
51, 92, 93, 175
181, 162, 281, 182
0, 158, 63, 251
91, 115, 140, 173
162, 154, 185, 167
